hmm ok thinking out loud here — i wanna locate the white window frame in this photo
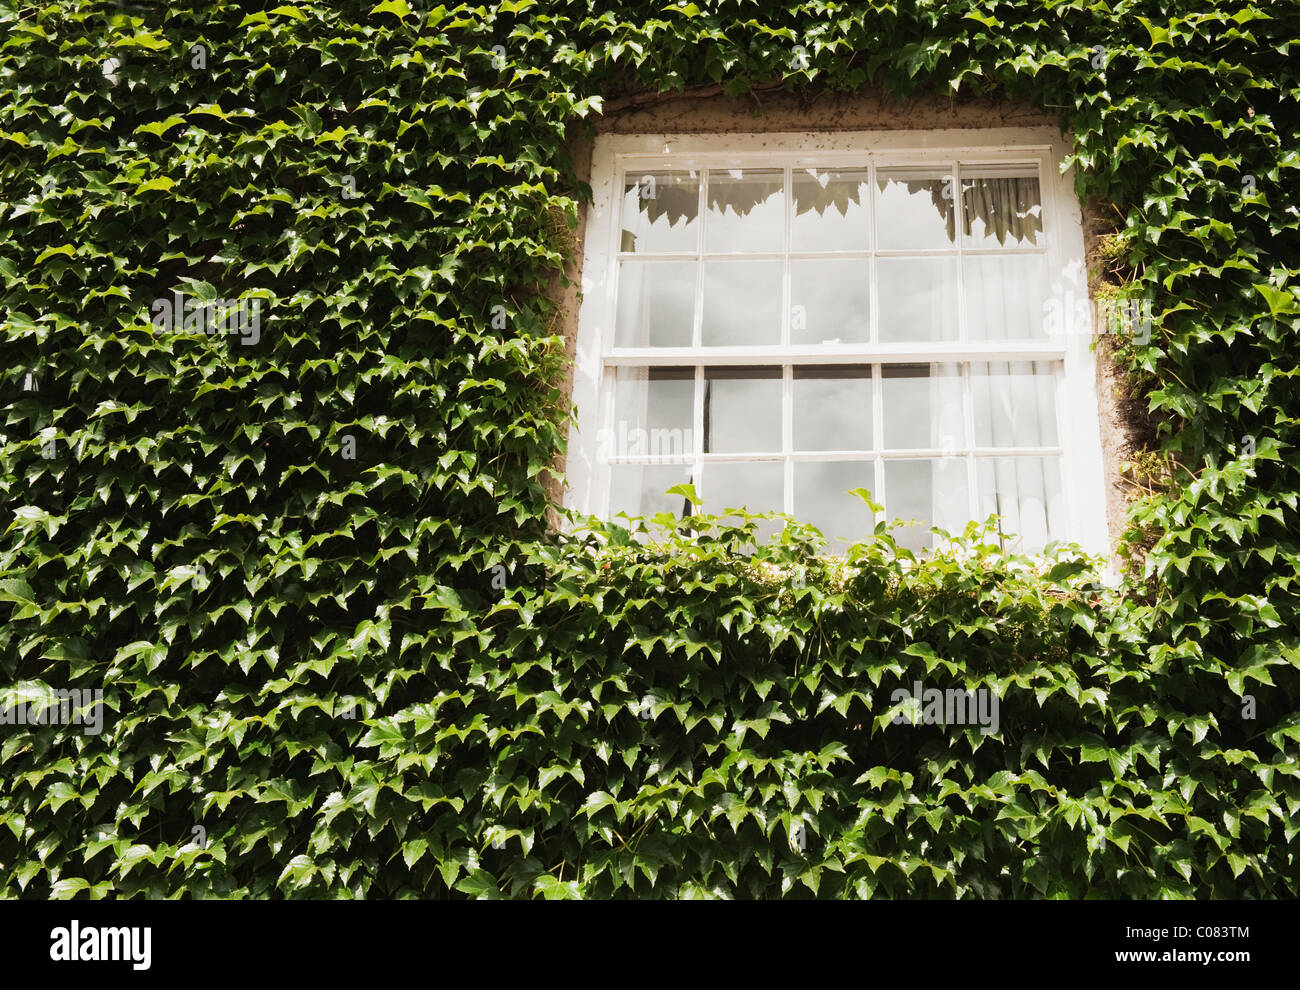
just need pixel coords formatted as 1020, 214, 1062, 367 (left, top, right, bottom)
565, 127, 1109, 558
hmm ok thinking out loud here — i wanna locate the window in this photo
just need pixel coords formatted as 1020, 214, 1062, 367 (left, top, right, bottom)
567, 130, 1108, 556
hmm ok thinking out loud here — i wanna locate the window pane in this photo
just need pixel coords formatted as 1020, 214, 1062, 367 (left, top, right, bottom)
876, 168, 956, 250
963, 255, 1048, 340
877, 257, 957, 343
793, 367, 872, 451
615, 261, 696, 347
790, 259, 871, 345
962, 169, 1042, 248
794, 460, 876, 553
705, 368, 781, 453
609, 463, 697, 519
881, 363, 965, 451
620, 171, 699, 253
702, 461, 785, 543
609, 367, 694, 463
706, 169, 785, 254
701, 260, 781, 346
792, 168, 871, 252
884, 458, 969, 552
976, 456, 1064, 553
707, 166, 785, 252
971, 361, 1058, 448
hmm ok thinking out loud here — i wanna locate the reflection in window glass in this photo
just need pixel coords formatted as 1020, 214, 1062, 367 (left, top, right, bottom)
793, 367, 871, 451
609, 463, 696, 519
705, 368, 781, 453
884, 458, 969, 552
703, 461, 785, 543
790, 259, 871, 345
794, 460, 876, 553
610, 367, 694, 463
876, 168, 956, 250
881, 364, 964, 451
620, 171, 699, 253
877, 257, 957, 343
615, 261, 696, 347
706, 169, 785, 254
792, 169, 871, 252
702, 261, 782, 346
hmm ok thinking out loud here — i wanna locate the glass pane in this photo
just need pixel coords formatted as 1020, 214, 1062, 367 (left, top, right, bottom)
615, 261, 696, 348
620, 171, 699, 253
876, 168, 956, 250
962, 169, 1042, 248
607, 367, 694, 463
881, 364, 965, 451
884, 458, 969, 552
790, 259, 871, 345
705, 368, 781, 454
706, 169, 784, 254
701, 261, 781, 346
793, 367, 872, 451
877, 257, 957, 343
609, 463, 697, 519
792, 169, 871, 252
702, 461, 785, 543
963, 255, 1048, 340
976, 456, 1064, 553
793, 460, 876, 553
971, 361, 1058, 448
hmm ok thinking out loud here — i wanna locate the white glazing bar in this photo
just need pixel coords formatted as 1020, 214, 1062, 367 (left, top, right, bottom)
614, 144, 1051, 167
783, 364, 794, 515
869, 161, 879, 347
962, 361, 978, 527
953, 160, 966, 345
695, 453, 786, 462
693, 364, 705, 509
693, 169, 707, 348
872, 361, 885, 514
608, 447, 1065, 466
782, 166, 792, 348
782, 167, 794, 517
616, 251, 704, 261
603, 343, 1067, 365
626, 247, 1052, 262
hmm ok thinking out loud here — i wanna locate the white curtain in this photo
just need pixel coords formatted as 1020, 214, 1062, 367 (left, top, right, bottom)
966, 267, 1060, 552
955, 169, 1064, 551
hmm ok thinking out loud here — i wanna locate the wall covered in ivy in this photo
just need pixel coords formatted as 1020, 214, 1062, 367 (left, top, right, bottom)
1, 0, 1297, 897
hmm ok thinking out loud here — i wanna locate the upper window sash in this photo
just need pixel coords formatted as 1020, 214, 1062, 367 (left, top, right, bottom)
605, 152, 1059, 359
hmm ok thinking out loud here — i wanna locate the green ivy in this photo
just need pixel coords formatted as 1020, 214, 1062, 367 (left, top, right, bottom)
1, 0, 1297, 898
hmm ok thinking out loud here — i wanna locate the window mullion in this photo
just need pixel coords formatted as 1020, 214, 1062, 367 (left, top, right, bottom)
783, 166, 793, 519
782, 166, 792, 348
962, 360, 977, 533
872, 361, 884, 519
783, 364, 793, 517
953, 160, 966, 345
869, 160, 879, 347
694, 168, 706, 349
694, 364, 705, 507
